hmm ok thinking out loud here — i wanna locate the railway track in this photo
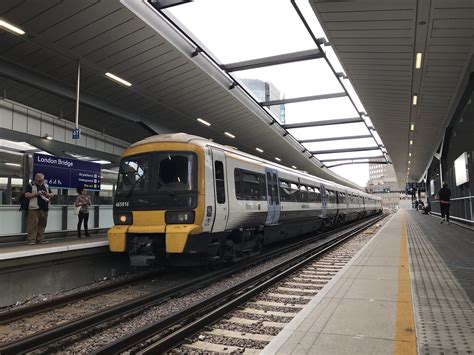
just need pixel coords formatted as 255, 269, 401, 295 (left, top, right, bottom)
97, 214, 385, 354
0, 214, 384, 354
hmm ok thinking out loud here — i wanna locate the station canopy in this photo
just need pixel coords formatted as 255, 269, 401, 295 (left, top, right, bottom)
0, 0, 396, 189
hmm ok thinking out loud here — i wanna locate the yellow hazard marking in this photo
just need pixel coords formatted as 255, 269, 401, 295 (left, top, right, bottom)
394, 211, 417, 354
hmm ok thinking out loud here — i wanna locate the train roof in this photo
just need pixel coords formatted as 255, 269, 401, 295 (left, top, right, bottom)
128, 133, 380, 200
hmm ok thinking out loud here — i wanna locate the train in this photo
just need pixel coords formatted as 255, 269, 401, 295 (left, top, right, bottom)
108, 133, 382, 266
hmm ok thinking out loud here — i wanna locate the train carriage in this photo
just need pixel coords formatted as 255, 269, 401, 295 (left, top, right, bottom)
108, 133, 382, 266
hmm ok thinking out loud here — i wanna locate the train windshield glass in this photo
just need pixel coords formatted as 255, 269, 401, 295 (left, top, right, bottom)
115, 152, 197, 210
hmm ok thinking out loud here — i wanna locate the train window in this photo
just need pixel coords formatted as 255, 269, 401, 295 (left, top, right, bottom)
290, 182, 300, 202
314, 186, 322, 202
234, 169, 242, 199
215, 161, 225, 204
300, 185, 309, 202
307, 186, 316, 202
241, 170, 267, 201
279, 180, 291, 202
116, 155, 150, 195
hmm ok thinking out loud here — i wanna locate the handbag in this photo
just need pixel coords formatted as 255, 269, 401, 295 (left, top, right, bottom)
74, 205, 81, 215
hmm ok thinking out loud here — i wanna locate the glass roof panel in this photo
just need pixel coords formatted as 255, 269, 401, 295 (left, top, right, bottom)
234, 59, 343, 101
303, 138, 378, 152
288, 122, 368, 140
276, 97, 359, 124
167, 0, 316, 64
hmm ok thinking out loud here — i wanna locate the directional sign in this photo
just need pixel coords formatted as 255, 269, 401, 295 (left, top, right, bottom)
33, 153, 101, 190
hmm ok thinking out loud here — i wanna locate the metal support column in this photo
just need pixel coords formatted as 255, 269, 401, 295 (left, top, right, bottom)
21, 153, 30, 233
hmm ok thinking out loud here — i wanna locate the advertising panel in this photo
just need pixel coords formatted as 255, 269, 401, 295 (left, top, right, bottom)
32, 153, 101, 190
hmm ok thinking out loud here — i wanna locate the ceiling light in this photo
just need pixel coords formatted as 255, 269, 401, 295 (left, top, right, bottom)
224, 132, 235, 139
410, 124, 415, 131
256, 147, 263, 153
197, 118, 211, 126
5, 162, 21, 167
410, 140, 413, 145
44, 134, 53, 140
415, 52, 423, 69
275, 157, 281, 162
292, 165, 297, 169
409, 152, 412, 157
0, 20, 25, 35
412, 95, 418, 106
408, 160, 411, 164
105, 72, 132, 87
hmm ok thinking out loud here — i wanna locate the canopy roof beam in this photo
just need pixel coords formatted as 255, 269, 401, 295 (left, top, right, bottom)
283, 117, 363, 129
299, 134, 372, 143
261, 92, 346, 106
221, 49, 324, 72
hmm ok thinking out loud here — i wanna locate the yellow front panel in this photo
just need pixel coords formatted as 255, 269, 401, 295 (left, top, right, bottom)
166, 224, 202, 253
132, 211, 165, 226
107, 225, 129, 252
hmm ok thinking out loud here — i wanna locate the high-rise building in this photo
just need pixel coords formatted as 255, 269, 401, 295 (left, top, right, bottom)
241, 79, 285, 124
366, 157, 401, 209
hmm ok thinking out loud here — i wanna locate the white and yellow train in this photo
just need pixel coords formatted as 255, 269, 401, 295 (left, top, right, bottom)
108, 133, 382, 266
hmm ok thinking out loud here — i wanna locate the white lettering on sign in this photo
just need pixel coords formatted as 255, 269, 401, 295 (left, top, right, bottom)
115, 201, 129, 207
36, 155, 74, 168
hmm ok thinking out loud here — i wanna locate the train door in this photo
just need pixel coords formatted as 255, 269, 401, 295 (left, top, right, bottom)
265, 168, 281, 225
211, 150, 228, 233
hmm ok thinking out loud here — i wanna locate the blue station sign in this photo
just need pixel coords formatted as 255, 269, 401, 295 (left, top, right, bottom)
33, 153, 101, 191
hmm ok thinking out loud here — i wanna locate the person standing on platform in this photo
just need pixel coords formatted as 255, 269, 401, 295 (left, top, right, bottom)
25, 172, 53, 244
75, 187, 91, 237
438, 182, 452, 225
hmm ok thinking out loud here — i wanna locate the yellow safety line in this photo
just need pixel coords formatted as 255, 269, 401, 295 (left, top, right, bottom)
394, 211, 417, 354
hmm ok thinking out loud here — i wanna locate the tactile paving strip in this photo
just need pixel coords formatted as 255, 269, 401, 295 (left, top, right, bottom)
406, 216, 474, 355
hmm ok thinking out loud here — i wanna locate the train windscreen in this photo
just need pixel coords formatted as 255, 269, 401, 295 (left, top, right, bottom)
115, 152, 197, 210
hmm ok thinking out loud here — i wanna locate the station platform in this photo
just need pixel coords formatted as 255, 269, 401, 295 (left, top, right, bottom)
262, 209, 474, 355
0, 234, 108, 265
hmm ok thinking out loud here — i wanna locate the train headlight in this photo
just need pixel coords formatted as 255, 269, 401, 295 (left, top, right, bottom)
114, 212, 133, 225
165, 211, 195, 224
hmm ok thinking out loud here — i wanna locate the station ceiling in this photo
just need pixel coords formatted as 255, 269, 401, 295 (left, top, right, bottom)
0, 0, 472, 188
311, 0, 474, 184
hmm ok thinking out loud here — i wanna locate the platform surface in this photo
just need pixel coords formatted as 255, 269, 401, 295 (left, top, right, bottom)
262, 209, 474, 355
0, 234, 108, 261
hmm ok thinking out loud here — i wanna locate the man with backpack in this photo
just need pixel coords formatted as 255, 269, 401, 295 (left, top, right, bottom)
24, 173, 53, 244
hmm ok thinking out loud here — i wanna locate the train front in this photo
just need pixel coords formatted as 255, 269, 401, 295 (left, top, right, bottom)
107, 141, 205, 266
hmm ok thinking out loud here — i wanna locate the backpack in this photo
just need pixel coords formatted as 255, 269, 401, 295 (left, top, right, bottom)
19, 193, 29, 211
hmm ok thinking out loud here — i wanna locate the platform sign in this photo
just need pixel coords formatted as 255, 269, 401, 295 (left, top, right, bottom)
33, 153, 101, 191
72, 128, 80, 140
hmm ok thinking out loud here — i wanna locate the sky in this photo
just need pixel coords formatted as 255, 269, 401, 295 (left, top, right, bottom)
166, 0, 385, 187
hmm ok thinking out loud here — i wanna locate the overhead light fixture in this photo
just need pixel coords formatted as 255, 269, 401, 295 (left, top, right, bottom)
412, 95, 418, 106
105, 72, 132, 87
0, 20, 25, 35
292, 165, 297, 169
408, 160, 411, 164
415, 52, 423, 69
410, 124, 415, 131
409, 152, 412, 157
275, 157, 281, 162
5, 162, 21, 167
255, 147, 263, 153
410, 140, 413, 145
224, 132, 235, 139
44, 134, 53, 140
197, 118, 211, 126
